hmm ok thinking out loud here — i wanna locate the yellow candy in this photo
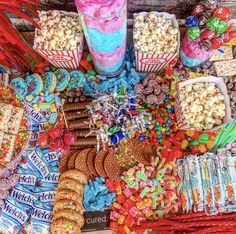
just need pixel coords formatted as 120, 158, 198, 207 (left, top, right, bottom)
118, 215, 125, 225
181, 140, 189, 150
112, 202, 121, 209
50, 104, 57, 112
116, 185, 122, 195
207, 140, 214, 150
33, 104, 39, 112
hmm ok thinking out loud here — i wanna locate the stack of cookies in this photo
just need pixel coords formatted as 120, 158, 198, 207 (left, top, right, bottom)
59, 148, 121, 181
50, 169, 87, 234
63, 97, 96, 150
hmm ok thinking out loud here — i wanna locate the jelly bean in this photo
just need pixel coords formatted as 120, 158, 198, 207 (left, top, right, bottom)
80, 59, 93, 70
181, 140, 189, 150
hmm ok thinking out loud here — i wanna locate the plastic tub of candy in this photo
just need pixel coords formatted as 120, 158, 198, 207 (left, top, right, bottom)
133, 11, 180, 73
75, 0, 127, 77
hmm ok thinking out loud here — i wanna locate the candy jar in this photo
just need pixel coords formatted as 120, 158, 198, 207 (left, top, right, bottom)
180, 35, 215, 67
75, 0, 127, 77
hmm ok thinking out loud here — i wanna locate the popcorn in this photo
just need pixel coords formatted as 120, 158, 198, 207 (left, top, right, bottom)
179, 82, 226, 131
133, 12, 178, 54
35, 10, 83, 51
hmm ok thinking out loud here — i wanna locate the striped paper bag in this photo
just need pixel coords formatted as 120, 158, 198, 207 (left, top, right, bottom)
134, 12, 180, 73
175, 76, 232, 131
33, 11, 84, 70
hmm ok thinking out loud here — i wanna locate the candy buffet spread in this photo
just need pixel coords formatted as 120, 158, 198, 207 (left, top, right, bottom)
1, 0, 236, 233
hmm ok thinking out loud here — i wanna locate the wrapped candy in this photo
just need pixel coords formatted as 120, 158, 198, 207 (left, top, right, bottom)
200, 28, 215, 40
216, 20, 228, 34
192, 4, 205, 16
188, 27, 200, 40
211, 36, 223, 49
200, 38, 213, 51
213, 7, 232, 21
185, 15, 199, 27
206, 17, 220, 31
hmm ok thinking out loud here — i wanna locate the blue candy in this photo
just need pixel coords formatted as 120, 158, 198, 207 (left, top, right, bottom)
185, 15, 199, 27
83, 177, 116, 211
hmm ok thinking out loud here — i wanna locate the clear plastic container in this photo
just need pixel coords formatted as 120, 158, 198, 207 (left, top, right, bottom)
75, 0, 127, 77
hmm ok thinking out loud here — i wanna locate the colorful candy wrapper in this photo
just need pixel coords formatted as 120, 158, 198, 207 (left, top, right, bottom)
24, 200, 53, 233
39, 167, 60, 187
215, 149, 232, 207
186, 156, 204, 212
15, 167, 37, 187
209, 154, 226, 212
43, 150, 61, 166
200, 154, 216, 214
0, 195, 30, 233
226, 155, 236, 206
33, 186, 57, 204
11, 184, 37, 209
24, 147, 50, 179
177, 159, 191, 213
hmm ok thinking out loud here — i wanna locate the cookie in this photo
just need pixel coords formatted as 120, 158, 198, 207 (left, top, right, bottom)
67, 71, 85, 90
58, 178, 84, 196
51, 218, 81, 234
104, 149, 121, 181
53, 200, 84, 214
55, 69, 70, 92
54, 190, 82, 203
68, 151, 79, 170
26, 73, 43, 96
10, 77, 28, 100
59, 151, 75, 173
53, 209, 84, 227
86, 148, 98, 176
60, 170, 87, 185
42, 72, 57, 93
128, 139, 152, 165
74, 148, 92, 178
95, 149, 108, 178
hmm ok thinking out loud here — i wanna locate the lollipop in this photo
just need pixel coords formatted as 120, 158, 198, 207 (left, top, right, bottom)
185, 16, 199, 27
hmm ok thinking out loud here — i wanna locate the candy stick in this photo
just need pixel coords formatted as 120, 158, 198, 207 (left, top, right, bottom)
71, 137, 96, 146
60, 106, 69, 129
73, 130, 96, 138
68, 118, 89, 130
66, 110, 88, 120
63, 101, 91, 111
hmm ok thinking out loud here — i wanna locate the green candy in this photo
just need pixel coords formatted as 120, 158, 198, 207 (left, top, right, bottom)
87, 70, 96, 76
86, 54, 92, 62
216, 20, 228, 34
206, 17, 220, 31
108, 125, 120, 134
187, 26, 200, 40
191, 140, 199, 146
198, 133, 209, 144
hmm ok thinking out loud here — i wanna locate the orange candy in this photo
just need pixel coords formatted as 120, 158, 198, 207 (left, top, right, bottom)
185, 130, 195, 137
79, 59, 93, 70
181, 140, 189, 150
174, 150, 183, 158
198, 144, 207, 154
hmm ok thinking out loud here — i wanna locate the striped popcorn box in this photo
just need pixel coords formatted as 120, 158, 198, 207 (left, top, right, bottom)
175, 76, 232, 131
134, 12, 180, 73
34, 38, 84, 70
33, 11, 84, 70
